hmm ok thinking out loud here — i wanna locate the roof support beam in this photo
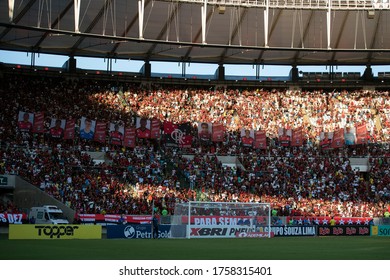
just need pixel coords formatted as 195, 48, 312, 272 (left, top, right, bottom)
201, 0, 208, 44
219, 7, 248, 64
264, 0, 269, 47
367, 11, 383, 64
146, 3, 182, 59
34, 0, 74, 50
74, 0, 81, 33
8, 0, 15, 22
183, 7, 214, 60
70, 0, 112, 56
138, 0, 145, 39
0, 0, 38, 40
256, 9, 283, 62
292, 10, 314, 64
109, 0, 152, 56
330, 11, 350, 62
327, 0, 332, 49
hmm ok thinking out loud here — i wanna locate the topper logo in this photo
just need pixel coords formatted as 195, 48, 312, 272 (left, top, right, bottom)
35, 225, 79, 239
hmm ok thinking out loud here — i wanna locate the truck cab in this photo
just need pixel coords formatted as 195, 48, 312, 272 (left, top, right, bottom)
29, 205, 69, 224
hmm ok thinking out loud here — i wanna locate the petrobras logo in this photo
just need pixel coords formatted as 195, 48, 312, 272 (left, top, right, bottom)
121, 225, 172, 239
124, 225, 136, 238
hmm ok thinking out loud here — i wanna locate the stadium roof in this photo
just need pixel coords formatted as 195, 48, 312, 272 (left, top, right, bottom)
1, 0, 390, 66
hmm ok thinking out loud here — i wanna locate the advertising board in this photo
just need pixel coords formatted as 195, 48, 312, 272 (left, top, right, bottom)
9, 224, 102, 239
106, 224, 186, 239
258, 226, 316, 237
317, 225, 370, 236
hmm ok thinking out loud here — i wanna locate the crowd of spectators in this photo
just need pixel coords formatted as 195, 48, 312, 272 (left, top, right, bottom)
0, 73, 390, 218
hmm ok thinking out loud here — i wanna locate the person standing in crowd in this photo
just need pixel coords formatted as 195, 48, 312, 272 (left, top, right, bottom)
152, 213, 159, 239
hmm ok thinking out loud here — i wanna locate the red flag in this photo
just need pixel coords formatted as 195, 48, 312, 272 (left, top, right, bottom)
63, 119, 76, 140
94, 121, 107, 143
331, 128, 344, 148
212, 123, 225, 142
254, 130, 267, 149
356, 123, 368, 145
291, 127, 304, 147
123, 127, 136, 148
32, 112, 45, 134
150, 119, 161, 139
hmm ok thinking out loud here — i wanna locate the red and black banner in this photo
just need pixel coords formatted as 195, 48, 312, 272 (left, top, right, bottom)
254, 130, 267, 149
356, 123, 368, 145
63, 119, 76, 140
123, 127, 136, 148
32, 112, 45, 134
150, 119, 161, 139
212, 123, 225, 142
291, 127, 304, 147
94, 121, 107, 143
164, 122, 192, 148
332, 128, 344, 148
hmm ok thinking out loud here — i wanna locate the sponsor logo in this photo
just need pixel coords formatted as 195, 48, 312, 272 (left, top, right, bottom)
319, 227, 331, 236
236, 232, 273, 238
378, 226, 390, 236
190, 227, 253, 237
318, 226, 370, 236
35, 225, 79, 239
121, 225, 172, 239
193, 217, 253, 226
259, 226, 316, 236
124, 225, 136, 238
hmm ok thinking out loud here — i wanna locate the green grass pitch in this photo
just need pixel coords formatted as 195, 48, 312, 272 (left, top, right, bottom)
0, 237, 389, 260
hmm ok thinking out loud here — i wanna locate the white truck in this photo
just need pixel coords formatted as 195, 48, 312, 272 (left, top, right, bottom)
29, 205, 69, 224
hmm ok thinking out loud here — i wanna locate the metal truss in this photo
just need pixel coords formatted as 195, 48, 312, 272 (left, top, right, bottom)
164, 0, 390, 11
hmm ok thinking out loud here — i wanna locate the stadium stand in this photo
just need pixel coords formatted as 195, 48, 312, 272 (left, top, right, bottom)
0, 73, 390, 220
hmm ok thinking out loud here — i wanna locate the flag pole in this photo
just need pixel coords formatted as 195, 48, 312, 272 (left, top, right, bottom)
151, 199, 154, 239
